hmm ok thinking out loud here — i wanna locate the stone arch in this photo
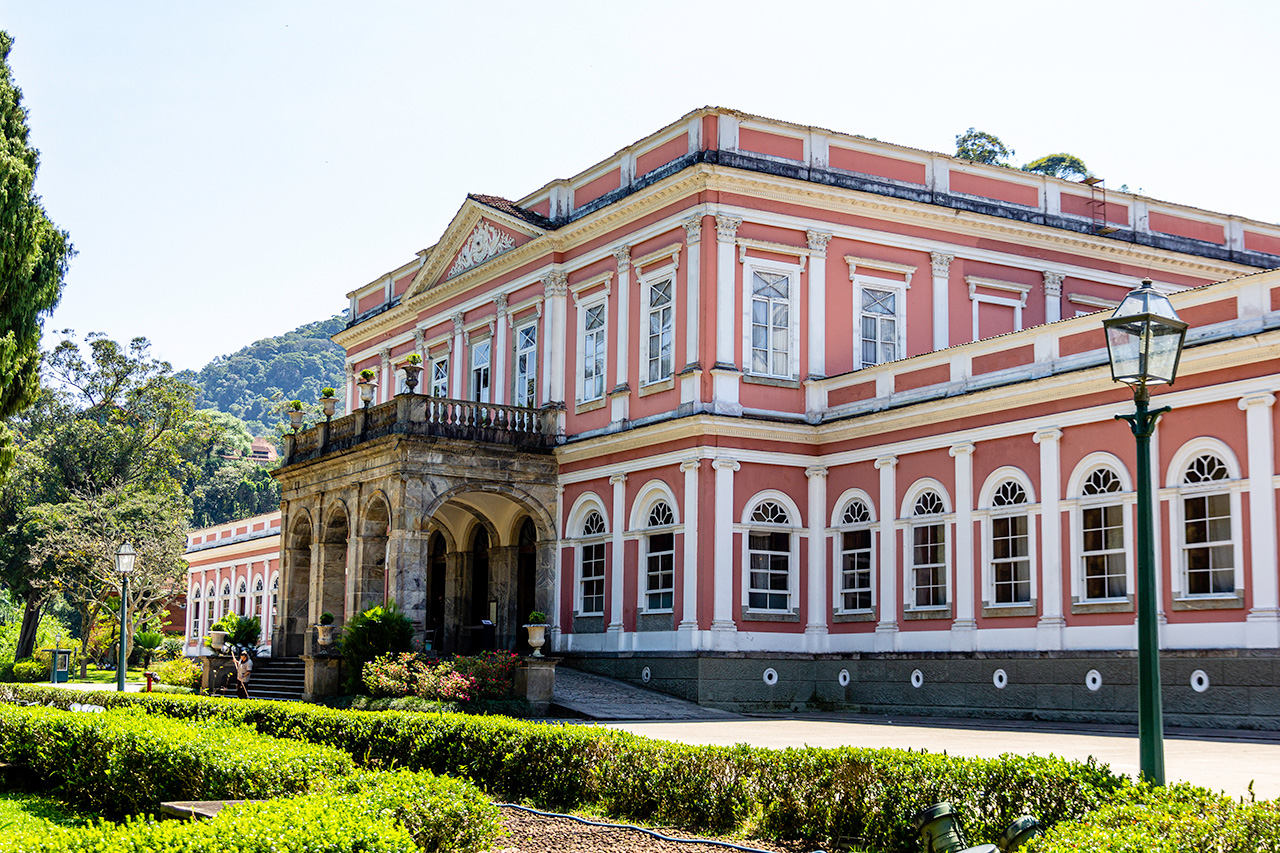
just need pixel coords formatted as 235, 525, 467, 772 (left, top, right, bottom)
354, 493, 391, 616
279, 510, 314, 657
320, 501, 351, 629
424, 481, 556, 546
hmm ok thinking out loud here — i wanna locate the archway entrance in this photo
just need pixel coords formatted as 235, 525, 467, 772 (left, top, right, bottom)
356, 497, 390, 616
280, 516, 313, 656
320, 507, 348, 631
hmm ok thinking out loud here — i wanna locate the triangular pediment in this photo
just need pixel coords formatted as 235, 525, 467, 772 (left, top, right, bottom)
408, 196, 548, 298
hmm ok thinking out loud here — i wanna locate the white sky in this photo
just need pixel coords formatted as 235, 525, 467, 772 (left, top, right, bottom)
4, 0, 1278, 372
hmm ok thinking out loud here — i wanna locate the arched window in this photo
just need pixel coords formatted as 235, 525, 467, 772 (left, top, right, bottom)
1080, 467, 1127, 602
910, 491, 948, 609
1180, 453, 1235, 596
989, 480, 1031, 605
838, 499, 874, 612
644, 502, 675, 612
270, 575, 279, 626
205, 585, 216, 632
253, 577, 264, 618
578, 510, 607, 616
190, 585, 202, 638
236, 579, 249, 616
220, 581, 232, 621
748, 500, 793, 612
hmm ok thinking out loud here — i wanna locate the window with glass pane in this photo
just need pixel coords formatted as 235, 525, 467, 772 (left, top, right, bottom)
751, 271, 790, 377
645, 502, 675, 611
990, 481, 1030, 604
431, 357, 449, 398
514, 323, 537, 407
271, 577, 278, 620
237, 580, 248, 615
1082, 504, 1126, 599
1182, 455, 1234, 595
471, 340, 491, 402
841, 527, 873, 610
579, 511, 607, 614
646, 278, 674, 384
911, 492, 947, 608
747, 501, 791, 611
861, 288, 897, 367
583, 303, 606, 401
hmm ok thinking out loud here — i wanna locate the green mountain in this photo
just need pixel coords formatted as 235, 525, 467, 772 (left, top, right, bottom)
179, 314, 348, 437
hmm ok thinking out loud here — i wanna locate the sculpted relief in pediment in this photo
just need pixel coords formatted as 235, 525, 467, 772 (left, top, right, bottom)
447, 221, 517, 280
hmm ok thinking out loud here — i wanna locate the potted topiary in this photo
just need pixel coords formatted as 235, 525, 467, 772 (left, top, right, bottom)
357, 369, 377, 407
315, 611, 336, 647
523, 610, 550, 657
320, 387, 338, 418
401, 353, 423, 393
288, 399, 305, 431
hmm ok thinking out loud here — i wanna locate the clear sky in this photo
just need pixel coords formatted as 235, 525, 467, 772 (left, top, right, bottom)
4, 0, 1277, 372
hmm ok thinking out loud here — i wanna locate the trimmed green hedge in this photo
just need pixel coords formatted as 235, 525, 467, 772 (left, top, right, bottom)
0, 770, 501, 853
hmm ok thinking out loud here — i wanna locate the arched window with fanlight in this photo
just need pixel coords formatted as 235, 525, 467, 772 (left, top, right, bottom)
644, 502, 675, 612
989, 480, 1031, 605
1080, 467, 1128, 602
1180, 452, 1236, 597
907, 489, 949, 611
253, 576, 264, 619
236, 579, 249, 616
577, 510, 608, 616
745, 497, 798, 613
219, 580, 232, 622
836, 498, 874, 612
205, 584, 216, 633
189, 584, 202, 639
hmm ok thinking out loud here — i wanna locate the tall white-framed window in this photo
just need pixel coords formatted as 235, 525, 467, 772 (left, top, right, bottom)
642, 272, 675, 385
577, 295, 608, 403
430, 355, 449, 398
236, 579, 249, 616
741, 494, 802, 613
219, 580, 232, 621
986, 479, 1033, 606
903, 485, 951, 612
743, 263, 800, 379
189, 585, 202, 638
513, 321, 538, 408
252, 576, 264, 618
644, 502, 675, 611
470, 339, 491, 403
205, 584, 216, 633
269, 574, 279, 634
1079, 467, 1129, 602
852, 275, 907, 369
1177, 452, 1238, 598
835, 497, 875, 612
577, 510, 608, 615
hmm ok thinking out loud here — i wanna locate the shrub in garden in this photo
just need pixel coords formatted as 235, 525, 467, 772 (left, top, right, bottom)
341, 603, 413, 691
420, 663, 478, 702
362, 652, 421, 697
132, 631, 163, 668
451, 651, 518, 699
12, 658, 48, 682
153, 657, 201, 690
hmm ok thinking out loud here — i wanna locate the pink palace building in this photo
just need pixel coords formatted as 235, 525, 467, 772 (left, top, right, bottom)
266, 107, 1280, 726
184, 512, 281, 656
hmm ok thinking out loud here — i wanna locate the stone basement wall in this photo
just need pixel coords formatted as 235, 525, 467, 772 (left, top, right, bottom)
560, 650, 1280, 730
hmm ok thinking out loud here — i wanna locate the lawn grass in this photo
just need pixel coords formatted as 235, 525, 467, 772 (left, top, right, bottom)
0, 792, 97, 830
64, 667, 146, 685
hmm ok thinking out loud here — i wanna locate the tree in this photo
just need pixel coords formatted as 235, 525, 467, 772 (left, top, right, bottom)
0, 31, 73, 474
955, 128, 1014, 166
1022, 153, 1090, 181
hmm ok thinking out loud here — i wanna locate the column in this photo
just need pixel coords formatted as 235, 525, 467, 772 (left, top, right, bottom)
950, 443, 977, 651
711, 458, 740, 647
549, 483, 565, 650
611, 246, 631, 422
543, 273, 568, 407
874, 455, 898, 651
712, 215, 743, 416
1043, 271, 1065, 324
804, 466, 830, 651
680, 217, 702, 406
492, 294, 508, 405
608, 473, 627, 646
379, 348, 392, 403
678, 458, 701, 648
344, 362, 355, 415
1241, 392, 1279, 646
930, 252, 954, 351
806, 231, 831, 379
413, 328, 426, 368
450, 313, 466, 399
1034, 428, 1066, 649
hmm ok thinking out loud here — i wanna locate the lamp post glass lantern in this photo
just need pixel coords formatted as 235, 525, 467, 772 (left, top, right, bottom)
115, 542, 136, 693
1102, 279, 1187, 787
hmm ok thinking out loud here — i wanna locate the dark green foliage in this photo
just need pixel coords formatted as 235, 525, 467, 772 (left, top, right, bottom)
212, 612, 261, 650
183, 409, 280, 527
131, 631, 161, 667
11, 658, 45, 681
955, 127, 1014, 165
1022, 153, 1090, 181
0, 31, 74, 474
179, 314, 348, 437
341, 603, 414, 692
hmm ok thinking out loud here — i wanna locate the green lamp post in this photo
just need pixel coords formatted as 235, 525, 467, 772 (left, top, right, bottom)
115, 541, 136, 693
1102, 278, 1188, 786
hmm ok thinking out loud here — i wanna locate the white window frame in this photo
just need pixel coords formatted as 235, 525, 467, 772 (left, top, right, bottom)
470, 337, 492, 403
852, 273, 907, 370
189, 584, 202, 638
205, 583, 216, 633
966, 276, 1031, 341
429, 355, 449, 398
741, 260, 801, 380
977, 469, 1038, 611
831, 489, 876, 614
236, 578, 249, 616
643, 503, 676, 613
512, 319, 538, 408
575, 291, 609, 404
639, 264, 677, 386
900, 481, 953, 614
219, 580, 232, 621
1166, 440, 1245, 602
252, 576, 264, 619
1066, 453, 1136, 607
738, 491, 803, 615
268, 573, 279, 637
627, 481, 682, 616
568, 497, 610, 616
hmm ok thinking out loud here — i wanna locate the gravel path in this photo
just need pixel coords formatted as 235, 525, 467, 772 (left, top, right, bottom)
492, 806, 825, 853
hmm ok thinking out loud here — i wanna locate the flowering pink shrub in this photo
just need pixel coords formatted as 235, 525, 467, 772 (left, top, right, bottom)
362, 650, 518, 702
451, 651, 518, 699
428, 668, 478, 703
362, 652, 421, 697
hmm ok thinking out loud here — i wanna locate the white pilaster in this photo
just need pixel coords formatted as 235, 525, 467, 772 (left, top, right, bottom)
679, 458, 702, 649
874, 455, 898, 651
930, 252, 954, 351
711, 458, 740, 648
413, 329, 426, 368
950, 442, 977, 650
611, 246, 631, 422
1043, 271, 1065, 325
1034, 428, 1066, 649
681, 217, 703, 406
492, 294, 508, 405
805, 466, 830, 651
379, 348, 392, 403
806, 231, 831, 379
450, 313, 466, 400
1241, 392, 1280, 647
344, 362, 355, 413
712, 215, 743, 416
608, 473, 627, 647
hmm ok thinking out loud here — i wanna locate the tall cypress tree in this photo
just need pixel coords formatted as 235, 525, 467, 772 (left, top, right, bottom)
0, 30, 72, 472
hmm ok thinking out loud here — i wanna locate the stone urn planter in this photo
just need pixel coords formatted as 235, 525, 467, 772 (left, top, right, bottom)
320, 388, 338, 419
315, 612, 336, 647
209, 630, 227, 652
288, 402, 305, 431
401, 357, 423, 394
523, 611, 549, 657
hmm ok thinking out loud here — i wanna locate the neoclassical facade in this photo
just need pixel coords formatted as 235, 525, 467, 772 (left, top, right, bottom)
272, 107, 1280, 724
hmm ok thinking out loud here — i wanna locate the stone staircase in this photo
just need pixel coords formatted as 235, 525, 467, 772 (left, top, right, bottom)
211, 657, 306, 702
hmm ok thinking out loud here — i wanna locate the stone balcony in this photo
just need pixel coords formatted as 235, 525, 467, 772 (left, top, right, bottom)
281, 394, 556, 466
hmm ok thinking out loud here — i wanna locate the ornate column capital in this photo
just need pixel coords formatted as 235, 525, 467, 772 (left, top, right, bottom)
712, 459, 741, 472
413, 328, 425, 348
715, 215, 743, 242
379, 347, 391, 366
949, 442, 975, 458
874, 455, 898, 470
451, 312, 465, 336
683, 217, 703, 244
930, 252, 954, 278
543, 270, 569, 297
806, 230, 832, 257
609, 472, 628, 486
613, 245, 632, 271
805, 466, 829, 479
680, 458, 702, 473
1043, 270, 1066, 297
1239, 392, 1277, 411
1033, 427, 1064, 444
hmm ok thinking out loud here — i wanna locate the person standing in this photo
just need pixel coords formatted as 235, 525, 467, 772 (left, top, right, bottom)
233, 651, 253, 699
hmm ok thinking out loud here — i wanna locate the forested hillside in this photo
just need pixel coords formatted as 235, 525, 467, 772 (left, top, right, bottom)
179, 314, 348, 437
